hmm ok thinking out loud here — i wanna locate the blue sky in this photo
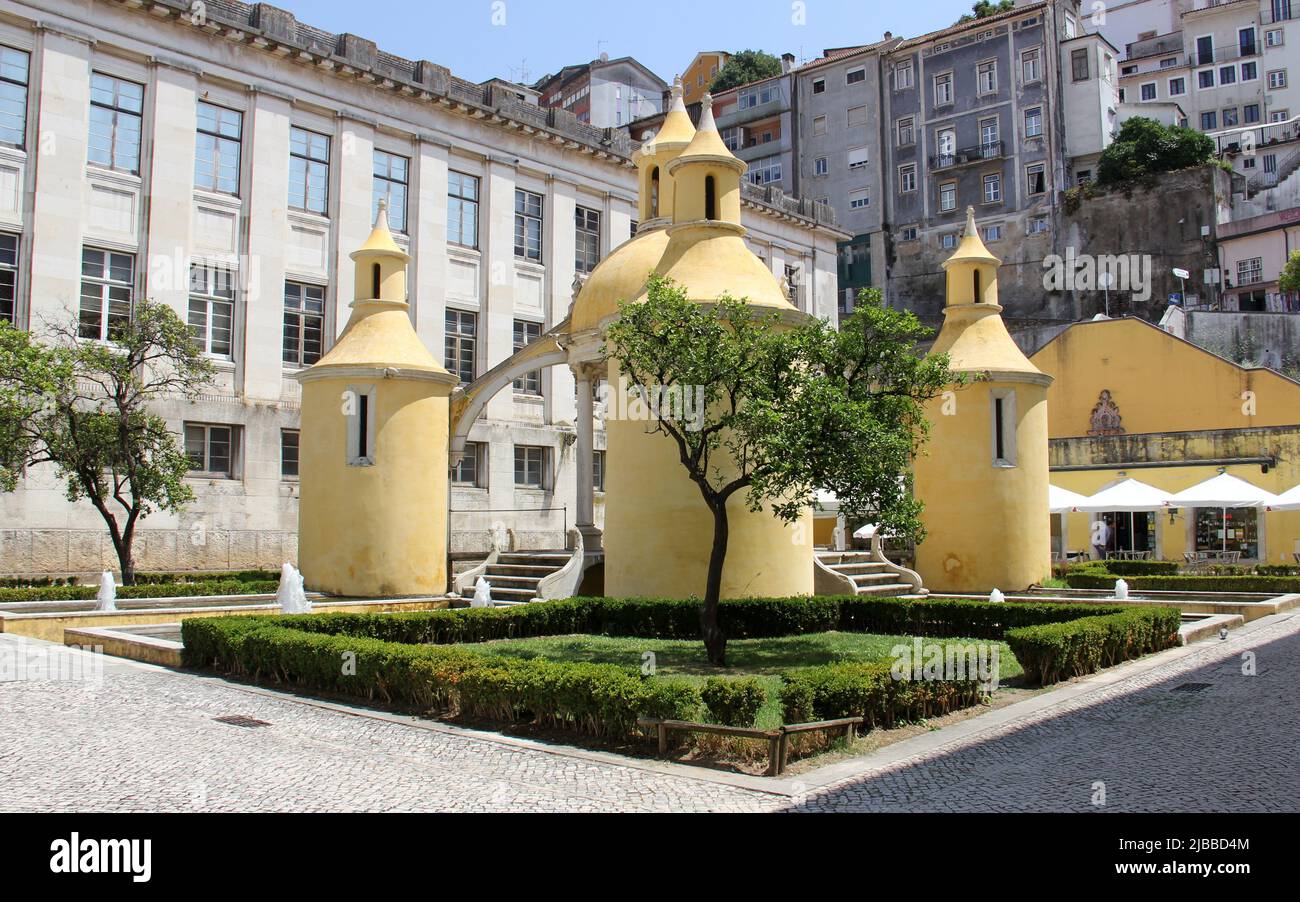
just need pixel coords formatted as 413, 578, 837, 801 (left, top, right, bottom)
272, 0, 976, 85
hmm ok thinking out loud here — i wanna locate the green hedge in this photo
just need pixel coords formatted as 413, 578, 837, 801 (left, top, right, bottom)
836, 597, 1127, 639
0, 580, 278, 603
701, 677, 767, 727
1063, 573, 1300, 593
182, 617, 700, 740
1075, 560, 1180, 576
780, 661, 984, 727
1006, 607, 1181, 686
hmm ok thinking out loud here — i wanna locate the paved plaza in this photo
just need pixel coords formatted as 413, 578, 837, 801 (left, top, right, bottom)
1, 611, 1296, 813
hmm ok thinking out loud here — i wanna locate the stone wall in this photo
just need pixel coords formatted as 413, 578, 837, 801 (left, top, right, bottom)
1182, 311, 1300, 372
0, 529, 297, 581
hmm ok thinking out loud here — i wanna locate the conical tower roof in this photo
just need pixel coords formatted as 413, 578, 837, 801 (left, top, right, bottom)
942, 207, 999, 270
650, 76, 697, 148
669, 93, 745, 173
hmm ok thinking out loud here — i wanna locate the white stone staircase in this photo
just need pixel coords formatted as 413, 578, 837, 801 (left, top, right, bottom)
459, 550, 573, 606
815, 551, 921, 597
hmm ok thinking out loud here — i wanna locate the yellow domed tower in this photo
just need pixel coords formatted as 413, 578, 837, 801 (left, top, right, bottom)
913, 208, 1053, 593
601, 93, 814, 600
294, 201, 457, 596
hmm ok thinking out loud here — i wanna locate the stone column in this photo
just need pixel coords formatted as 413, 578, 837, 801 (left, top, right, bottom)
572, 361, 601, 551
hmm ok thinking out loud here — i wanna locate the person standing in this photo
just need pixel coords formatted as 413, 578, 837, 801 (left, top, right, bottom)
1093, 517, 1112, 560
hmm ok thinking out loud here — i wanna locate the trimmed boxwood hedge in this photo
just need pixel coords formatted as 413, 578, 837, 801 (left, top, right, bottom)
1006, 607, 1181, 686
183, 595, 1185, 744
780, 661, 984, 726
1063, 573, 1300, 593
0, 580, 279, 604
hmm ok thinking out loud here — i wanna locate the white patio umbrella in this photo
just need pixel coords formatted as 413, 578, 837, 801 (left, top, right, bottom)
1075, 478, 1174, 555
1048, 484, 1089, 514
1266, 484, 1300, 511
1168, 472, 1276, 556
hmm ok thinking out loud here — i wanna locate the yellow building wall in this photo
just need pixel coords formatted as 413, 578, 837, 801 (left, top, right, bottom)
682, 53, 727, 102
1033, 317, 1300, 565
1031, 318, 1300, 436
914, 379, 1053, 592
298, 377, 450, 597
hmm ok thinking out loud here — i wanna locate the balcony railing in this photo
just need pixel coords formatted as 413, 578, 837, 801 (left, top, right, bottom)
1263, 3, 1300, 25
1190, 43, 1258, 67
929, 141, 1004, 170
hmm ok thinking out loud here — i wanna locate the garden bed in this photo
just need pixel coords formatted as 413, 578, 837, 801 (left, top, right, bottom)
181, 595, 1180, 771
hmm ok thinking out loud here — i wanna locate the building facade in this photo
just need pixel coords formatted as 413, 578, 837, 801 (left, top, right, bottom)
0, 0, 844, 579
533, 55, 667, 128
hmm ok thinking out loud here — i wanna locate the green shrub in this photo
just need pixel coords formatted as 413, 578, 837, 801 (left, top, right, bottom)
701, 677, 767, 727
1084, 559, 1180, 576
1257, 564, 1300, 577
780, 661, 983, 727
0, 580, 278, 603
1063, 573, 1300, 593
1006, 607, 1181, 686
836, 596, 1126, 639
180, 616, 701, 741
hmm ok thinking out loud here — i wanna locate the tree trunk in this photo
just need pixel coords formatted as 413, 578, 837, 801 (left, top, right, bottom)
701, 499, 730, 666
114, 512, 138, 585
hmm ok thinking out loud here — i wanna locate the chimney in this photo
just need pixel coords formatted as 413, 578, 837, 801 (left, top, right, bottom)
781, 52, 795, 74
884, 31, 893, 41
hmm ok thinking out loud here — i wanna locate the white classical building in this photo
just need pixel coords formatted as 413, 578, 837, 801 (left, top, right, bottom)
0, 0, 846, 578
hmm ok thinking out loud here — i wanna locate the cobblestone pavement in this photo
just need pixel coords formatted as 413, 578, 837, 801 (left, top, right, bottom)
1, 611, 1296, 812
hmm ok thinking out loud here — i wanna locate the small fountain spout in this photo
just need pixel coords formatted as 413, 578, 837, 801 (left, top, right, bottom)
1114, 578, 1129, 601
989, 588, 1005, 604
278, 562, 312, 614
94, 571, 117, 612
472, 577, 493, 608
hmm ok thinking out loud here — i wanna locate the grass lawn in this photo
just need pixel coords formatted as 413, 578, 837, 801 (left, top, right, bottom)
460, 631, 1023, 730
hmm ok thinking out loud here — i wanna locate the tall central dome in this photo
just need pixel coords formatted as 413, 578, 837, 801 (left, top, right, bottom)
593, 90, 813, 601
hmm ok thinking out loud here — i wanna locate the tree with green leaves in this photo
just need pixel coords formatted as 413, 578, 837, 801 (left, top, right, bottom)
957, 0, 1015, 24
1279, 249, 1300, 295
1097, 116, 1215, 186
710, 50, 783, 94
603, 277, 957, 665
0, 299, 215, 583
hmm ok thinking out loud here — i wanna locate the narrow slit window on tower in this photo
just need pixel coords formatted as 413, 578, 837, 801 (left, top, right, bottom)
347, 385, 377, 467
705, 175, 716, 220
973, 269, 981, 302
372, 263, 381, 299
992, 390, 1017, 467
650, 167, 660, 217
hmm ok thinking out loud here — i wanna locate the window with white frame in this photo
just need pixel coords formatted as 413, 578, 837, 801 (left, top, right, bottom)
940, 232, 958, 250
593, 449, 606, 492
188, 263, 235, 358
1271, 110, 1290, 123
721, 126, 742, 151
899, 163, 917, 193
1238, 257, 1263, 285
372, 150, 409, 232
447, 171, 479, 248
738, 83, 777, 109
897, 116, 914, 145
282, 281, 324, 367
1198, 69, 1215, 89
1201, 110, 1218, 130
940, 182, 957, 212
88, 73, 143, 174
849, 188, 869, 209
1026, 163, 1046, 195
0, 46, 30, 148
344, 385, 377, 467
983, 173, 1001, 204
1266, 29, 1283, 48
847, 105, 867, 127
899, 225, 918, 241
814, 156, 828, 176
1025, 106, 1043, 138
280, 429, 299, 480
1021, 47, 1040, 84
1242, 61, 1258, 81
979, 117, 999, 152
1269, 69, 1288, 89
444, 309, 476, 384
812, 115, 827, 136
846, 67, 866, 85
977, 60, 997, 94
79, 248, 133, 341
194, 101, 241, 195
513, 319, 543, 394
574, 205, 601, 274
1071, 49, 1089, 82
1168, 76, 1186, 96
185, 423, 237, 479
811, 77, 825, 95
847, 146, 868, 170
514, 189, 543, 261
894, 61, 913, 90
1219, 65, 1237, 85
983, 224, 1003, 242
1223, 107, 1239, 127
990, 390, 1017, 467
288, 126, 330, 214
934, 72, 954, 105
514, 444, 547, 488
746, 154, 782, 185
1028, 215, 1049, 234
0, 233, 16, 323
452, 442, 486, 487
1140, 82, 1157, 101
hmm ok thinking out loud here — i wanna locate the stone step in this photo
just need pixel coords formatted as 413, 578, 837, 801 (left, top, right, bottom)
486, 563, 563, 577
460, 585, 537, 602
833, 563, 893, 576
480, 574, 544, 590
850, 571, 901, 585
854, 583, 913, 597
498, 551, 571, 564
